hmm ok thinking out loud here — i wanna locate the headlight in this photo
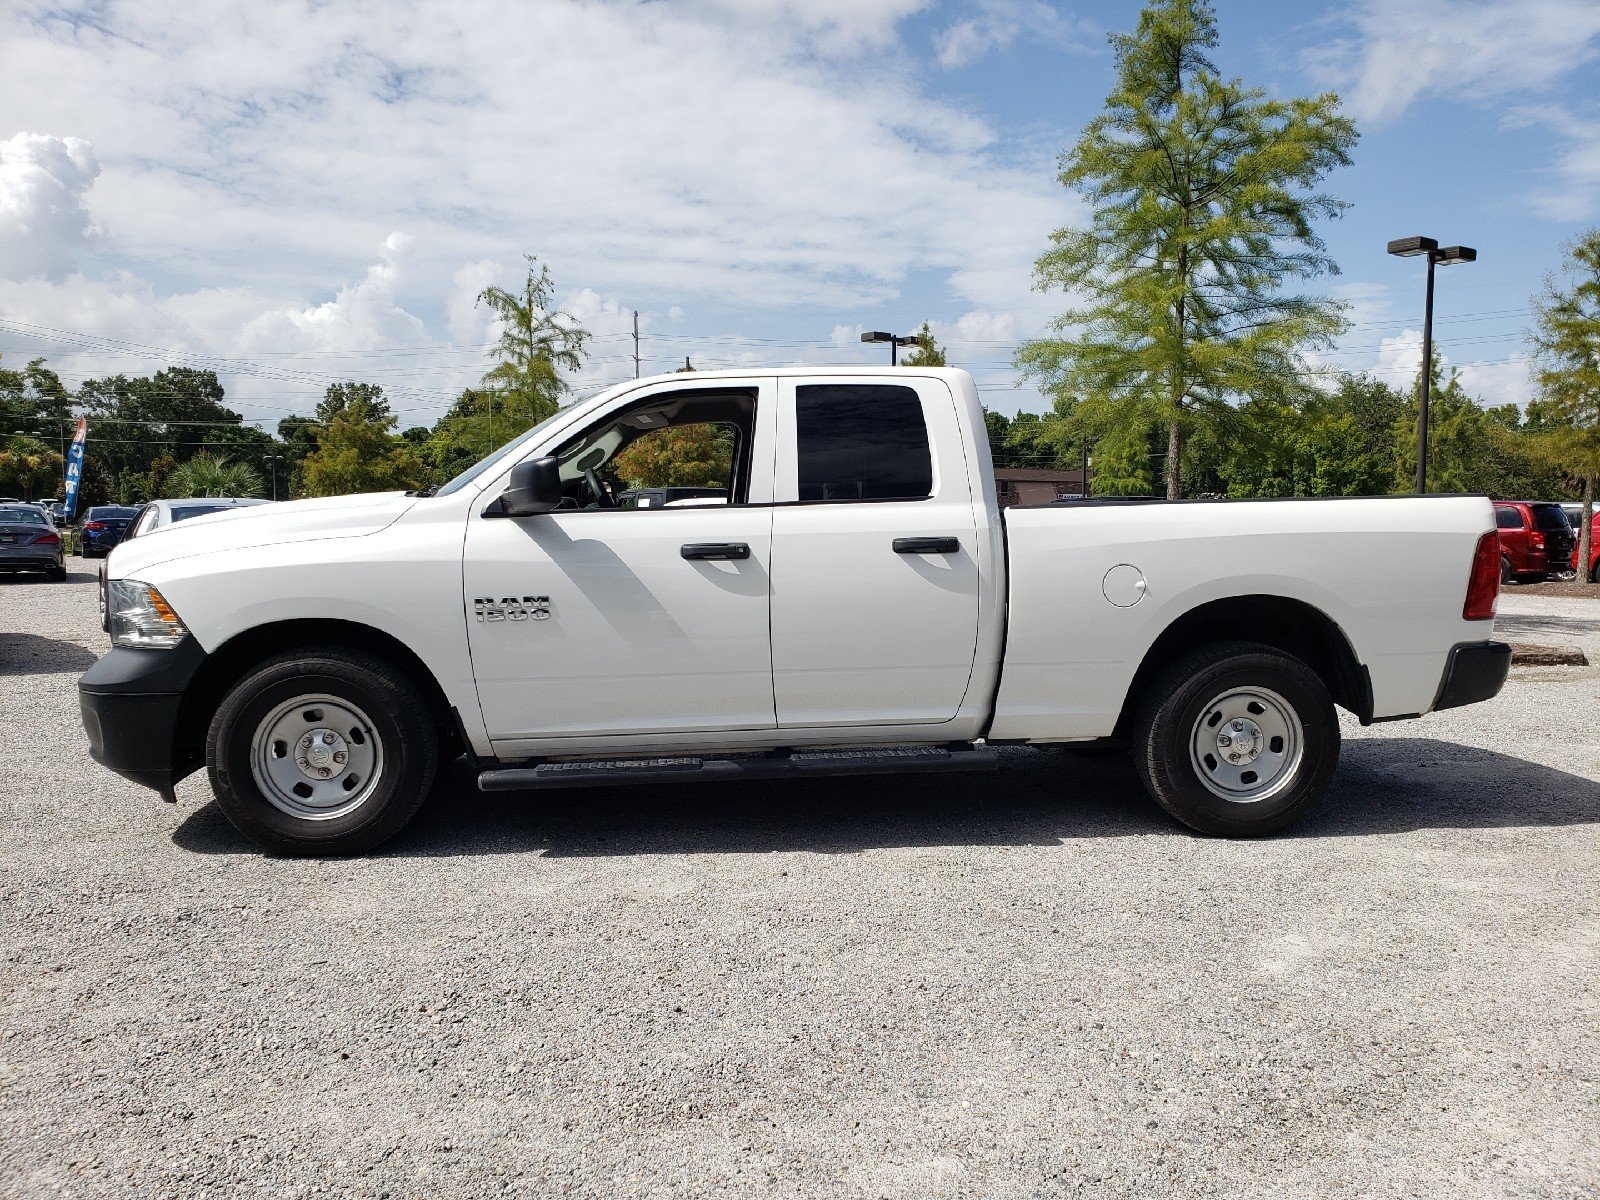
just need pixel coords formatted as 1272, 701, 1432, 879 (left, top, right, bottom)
108, 579, 190, 649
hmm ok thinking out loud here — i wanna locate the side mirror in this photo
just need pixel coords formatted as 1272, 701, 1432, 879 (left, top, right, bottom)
494, 456, 563, 517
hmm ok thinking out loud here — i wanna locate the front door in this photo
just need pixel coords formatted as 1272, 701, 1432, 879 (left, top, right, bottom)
768, 377, 982, 727
464, 378, 778, 745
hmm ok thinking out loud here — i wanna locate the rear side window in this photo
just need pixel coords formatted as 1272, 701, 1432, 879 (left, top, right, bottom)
1494, 507, 1523, 529
1531, 505, 1571, 532
796, 384, 933, 502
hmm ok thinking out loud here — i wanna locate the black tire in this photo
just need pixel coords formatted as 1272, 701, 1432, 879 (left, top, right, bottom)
1499, 555, 1512, 585
1130, 641, 1339, 837
46, 564, 66, 582
206, 647, 439, 856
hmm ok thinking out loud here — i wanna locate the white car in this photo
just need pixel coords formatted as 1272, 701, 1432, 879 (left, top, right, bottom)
80, 367, 1509, 855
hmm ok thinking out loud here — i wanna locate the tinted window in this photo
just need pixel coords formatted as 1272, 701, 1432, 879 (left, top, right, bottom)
1531, 504, 1571, 532
170, 504, 233, 523
0, 506, 47, 525
1494, 507, 1522, 529
796, 384, 932, 502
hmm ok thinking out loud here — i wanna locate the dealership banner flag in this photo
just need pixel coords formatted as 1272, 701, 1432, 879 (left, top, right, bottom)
62, 417, 87, 521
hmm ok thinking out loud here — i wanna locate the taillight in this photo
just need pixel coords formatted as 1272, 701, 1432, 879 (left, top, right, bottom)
83, 521, 106, 531
35, 532, 61, 545
1530, 530, 1545, 550
1464, 530, 1499, 621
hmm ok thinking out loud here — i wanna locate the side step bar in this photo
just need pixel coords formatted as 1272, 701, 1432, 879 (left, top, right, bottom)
477, 744, 999, 793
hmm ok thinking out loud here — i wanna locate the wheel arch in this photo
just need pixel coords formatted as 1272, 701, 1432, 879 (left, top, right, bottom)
175, 618, 459, 773
1113, 594, 1368, 739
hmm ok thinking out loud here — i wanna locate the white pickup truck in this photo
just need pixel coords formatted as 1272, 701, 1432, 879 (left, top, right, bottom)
79, 367, 1510, 854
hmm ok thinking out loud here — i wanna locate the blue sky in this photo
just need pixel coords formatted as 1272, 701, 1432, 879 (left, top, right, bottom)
2, 0, 1598, 429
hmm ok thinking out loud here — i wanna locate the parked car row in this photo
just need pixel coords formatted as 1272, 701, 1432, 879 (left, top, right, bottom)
1493, 500, 1588, 584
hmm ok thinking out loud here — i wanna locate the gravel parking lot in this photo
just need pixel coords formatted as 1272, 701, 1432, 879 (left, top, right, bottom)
3, 567, 1597, 1200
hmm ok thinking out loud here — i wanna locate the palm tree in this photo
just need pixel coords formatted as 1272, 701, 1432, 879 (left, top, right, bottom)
163, 453, 265, 499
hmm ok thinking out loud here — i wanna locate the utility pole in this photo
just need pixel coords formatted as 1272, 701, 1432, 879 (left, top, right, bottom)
632, 311, 641, 379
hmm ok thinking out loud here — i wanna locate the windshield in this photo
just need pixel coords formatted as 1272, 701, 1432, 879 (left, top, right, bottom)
0, 506, 48, 525
433, 409, 570, 498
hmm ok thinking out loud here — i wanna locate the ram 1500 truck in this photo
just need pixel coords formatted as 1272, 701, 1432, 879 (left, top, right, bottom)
79, 367, 1511, 854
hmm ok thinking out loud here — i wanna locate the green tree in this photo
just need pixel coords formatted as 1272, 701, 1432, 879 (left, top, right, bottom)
1530, 228, 1600, 583
0, 357, 73, 463
301, 383, 421, 497
899, 322, 948, 367
612, 425, 733, 489
163, 453, 266, 499
1017, 0, 1357, 498
477, 256, 589, 429
0, 435, 63, 500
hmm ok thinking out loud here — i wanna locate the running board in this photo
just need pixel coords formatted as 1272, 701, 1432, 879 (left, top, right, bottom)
477, 744, 999, 792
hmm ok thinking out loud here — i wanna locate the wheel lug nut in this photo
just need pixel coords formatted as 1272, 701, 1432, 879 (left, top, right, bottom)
1219, 734, 1231, 746
333, 751, 347, 764
1231, 720, 1244, 731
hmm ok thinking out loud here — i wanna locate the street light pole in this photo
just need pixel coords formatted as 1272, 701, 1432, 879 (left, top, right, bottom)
860, 330, 919, 365
1387, 236, 1477, 494
1417, 252, 1436, 495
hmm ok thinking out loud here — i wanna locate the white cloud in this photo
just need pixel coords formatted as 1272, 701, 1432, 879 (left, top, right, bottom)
1, 0, 1073, 315
1372, 327, 1533, 409
1306, 0, 1600, 125
0, 132, 100, 281
936, 1, 1096, 69
1503, 104, 1600, 220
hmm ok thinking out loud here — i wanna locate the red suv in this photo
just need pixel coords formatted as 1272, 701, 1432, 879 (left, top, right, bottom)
1494, 501, 1577, 583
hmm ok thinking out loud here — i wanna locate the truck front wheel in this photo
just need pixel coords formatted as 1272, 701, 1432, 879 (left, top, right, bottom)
206, 647, 439, 855
1131, 641, 1339, 837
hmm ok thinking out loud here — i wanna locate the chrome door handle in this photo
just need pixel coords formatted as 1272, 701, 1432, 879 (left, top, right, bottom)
681, 542, 750, 560
893, 537, 960, 554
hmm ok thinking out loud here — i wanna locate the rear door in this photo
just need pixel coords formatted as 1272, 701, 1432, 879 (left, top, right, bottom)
768, 377, 981, 727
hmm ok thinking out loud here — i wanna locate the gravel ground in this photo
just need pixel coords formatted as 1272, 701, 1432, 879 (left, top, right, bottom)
2, 567, 1596, 1200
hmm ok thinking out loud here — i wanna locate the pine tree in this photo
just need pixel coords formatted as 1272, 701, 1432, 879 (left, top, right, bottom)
1017, 0, 1357, 498
1530, 229, 1600, 584
899, 322, 948, 367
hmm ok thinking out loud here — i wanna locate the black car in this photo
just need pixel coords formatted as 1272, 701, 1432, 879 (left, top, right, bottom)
78, 505, 139, 558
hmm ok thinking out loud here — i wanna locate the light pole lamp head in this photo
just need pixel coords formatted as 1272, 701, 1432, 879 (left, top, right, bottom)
860, 331, 894, 344
1435, 245, 1477, 265
1387, 236, 1439, 258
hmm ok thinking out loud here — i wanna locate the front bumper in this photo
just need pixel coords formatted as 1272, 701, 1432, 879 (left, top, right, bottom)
78, 637, 208, 801
1433, 641, 1512, 712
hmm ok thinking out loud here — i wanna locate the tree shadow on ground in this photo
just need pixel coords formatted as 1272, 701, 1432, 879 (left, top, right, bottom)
172, 739, 1600, 858
1495, 613, 1599, 642
0, 632, 99, 676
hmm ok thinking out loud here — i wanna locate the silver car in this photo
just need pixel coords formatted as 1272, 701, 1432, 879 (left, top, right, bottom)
0, 503, 66, 581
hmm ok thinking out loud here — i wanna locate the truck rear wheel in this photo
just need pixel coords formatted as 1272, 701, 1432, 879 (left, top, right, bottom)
1131, 641, 1338, 837
206, 647, 439, 855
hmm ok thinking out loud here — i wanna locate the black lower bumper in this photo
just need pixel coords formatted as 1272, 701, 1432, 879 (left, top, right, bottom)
1433, 640, 1512, 712
78, 638, 208, 801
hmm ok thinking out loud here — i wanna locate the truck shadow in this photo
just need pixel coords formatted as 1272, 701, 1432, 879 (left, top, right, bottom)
171, 738, 1599, 857
0, 632, 99, 676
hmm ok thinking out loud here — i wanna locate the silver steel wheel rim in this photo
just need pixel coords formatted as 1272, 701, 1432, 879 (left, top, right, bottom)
249, 693, 384, 821
1187, 686, 1303, 804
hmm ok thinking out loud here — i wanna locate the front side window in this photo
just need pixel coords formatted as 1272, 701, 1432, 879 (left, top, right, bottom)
795, 384, 932, 502
551, 388, 756, 510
